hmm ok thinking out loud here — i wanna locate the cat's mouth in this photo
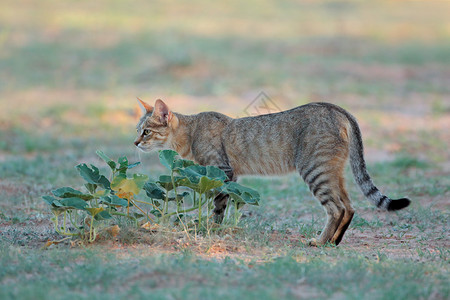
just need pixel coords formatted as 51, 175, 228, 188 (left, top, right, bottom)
135, 143, 164, 153
136, 145, 152, 152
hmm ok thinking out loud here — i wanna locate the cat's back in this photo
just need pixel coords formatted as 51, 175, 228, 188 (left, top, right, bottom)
189, 111, 233, 133
223, 102, 350, 175
230, 102, 346, 133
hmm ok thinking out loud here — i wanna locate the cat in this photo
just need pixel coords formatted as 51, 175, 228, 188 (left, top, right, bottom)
134, 98, 410, 246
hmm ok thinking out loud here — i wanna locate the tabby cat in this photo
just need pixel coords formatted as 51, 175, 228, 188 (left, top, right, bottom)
134, 98, 410, 246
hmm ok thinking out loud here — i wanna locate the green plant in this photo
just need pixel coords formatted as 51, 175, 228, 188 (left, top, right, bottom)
42, 151, 146, 242
147, 150, 259, 228
42, 150, 260, 243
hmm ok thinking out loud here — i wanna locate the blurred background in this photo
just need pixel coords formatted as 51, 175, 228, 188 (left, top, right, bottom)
0, 0, 449, 181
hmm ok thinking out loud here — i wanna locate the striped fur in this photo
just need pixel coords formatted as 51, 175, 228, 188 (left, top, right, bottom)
135, 99, 410, 245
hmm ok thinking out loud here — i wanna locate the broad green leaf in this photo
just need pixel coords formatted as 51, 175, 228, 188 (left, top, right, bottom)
52, 187, 93, 200
157, 175, 185, 191
227, 191, 257, 208
179, 165, 227, 185
222, 182, 260, 206
50, 207, 66, 216
159, 150, 178, 170
198, 176, 224, 194
224, 182, 260, 199
143, 182, 166, 200
168, 191, 190, 202
42, 195, 56, 206
227, 192, 245, 207
110, 174, 128, 192
241, 192, 258, 205
96, 150, 112, 162
100, 195, 129, 207
95, 210, 112, 220
176, 191, 190, 201
76, 164, 110, 189
178, 165, 206, 184
58, 197, 89, 210
42, 196, 64, 208
86, 207, 105, 216
43, 196, 87, 210
206, 166, 228, 181
111, 173, 149, 195
93, 189, 110, 198
85, 183, 97, 194
131, 173, 148, 189
96, 150, 116, 170
173, 159, 195, 170
178, 178, 200, 192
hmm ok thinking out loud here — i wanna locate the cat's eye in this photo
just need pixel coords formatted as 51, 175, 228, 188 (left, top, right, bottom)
143, 129, 151, 136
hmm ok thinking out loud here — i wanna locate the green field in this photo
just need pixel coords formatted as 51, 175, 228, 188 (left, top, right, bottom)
0, 1, 449, 299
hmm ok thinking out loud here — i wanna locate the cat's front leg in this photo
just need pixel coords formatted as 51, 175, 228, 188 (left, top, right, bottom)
217, 164, 235, 182
213, 164, 236, 223
213, 193, 228, 223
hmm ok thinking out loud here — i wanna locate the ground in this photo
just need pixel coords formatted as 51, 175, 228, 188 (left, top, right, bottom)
0, 1, 449, 299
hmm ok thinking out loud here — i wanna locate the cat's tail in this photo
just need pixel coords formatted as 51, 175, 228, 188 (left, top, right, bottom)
345, 113, 410, 211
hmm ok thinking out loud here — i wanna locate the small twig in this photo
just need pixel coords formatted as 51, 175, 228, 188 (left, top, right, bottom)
130, 200, 156, 223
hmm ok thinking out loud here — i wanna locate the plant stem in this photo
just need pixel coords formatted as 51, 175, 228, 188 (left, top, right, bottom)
206, 194, 210, 236
165, 199, 208, 217
171, 170, 180, 212
53, 212, 78, 236
133, 199, 163, 215
52, 213, 59, 233
89, 214, 95, 242
63, 211, 67, 232
163, 188, 169, 218
198, 193, 203, 228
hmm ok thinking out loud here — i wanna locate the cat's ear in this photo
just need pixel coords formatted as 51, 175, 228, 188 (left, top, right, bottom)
154, 99, 173, 126
137, 97, 153, 115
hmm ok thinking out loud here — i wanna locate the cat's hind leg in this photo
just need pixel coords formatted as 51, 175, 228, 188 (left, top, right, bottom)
330, 179, 355, 245
299, 160, 346, 246
309, 187, 345, 246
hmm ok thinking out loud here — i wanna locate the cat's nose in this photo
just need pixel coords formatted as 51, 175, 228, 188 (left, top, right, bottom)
134, 136, 143, 146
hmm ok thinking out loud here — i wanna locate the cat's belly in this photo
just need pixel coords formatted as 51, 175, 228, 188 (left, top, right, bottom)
229, 153, 296, 176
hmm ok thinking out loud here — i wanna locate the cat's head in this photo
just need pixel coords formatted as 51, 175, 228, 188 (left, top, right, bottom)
134, 98, 178, 152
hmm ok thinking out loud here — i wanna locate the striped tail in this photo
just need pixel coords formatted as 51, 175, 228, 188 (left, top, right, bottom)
346, 114, 410, 211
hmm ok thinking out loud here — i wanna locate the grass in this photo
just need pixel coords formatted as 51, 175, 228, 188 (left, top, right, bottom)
0, 245, 448, 300
1, 0, 449, 299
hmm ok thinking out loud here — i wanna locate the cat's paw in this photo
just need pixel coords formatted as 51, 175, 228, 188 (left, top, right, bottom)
307, 238, 319, 247
213, 213, 224, 224
306, 238, 337, 247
